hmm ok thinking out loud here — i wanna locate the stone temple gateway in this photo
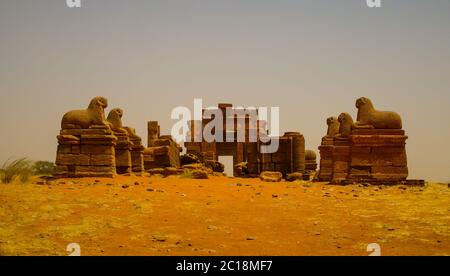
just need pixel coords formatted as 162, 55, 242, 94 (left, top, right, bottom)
184, 103, 307, 177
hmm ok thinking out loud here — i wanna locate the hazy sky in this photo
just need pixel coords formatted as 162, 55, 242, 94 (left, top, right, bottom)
1, 0, 449, 181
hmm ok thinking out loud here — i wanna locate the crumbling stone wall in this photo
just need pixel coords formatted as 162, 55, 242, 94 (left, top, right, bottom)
143, 122, 181, 169
184, 103, 306, 177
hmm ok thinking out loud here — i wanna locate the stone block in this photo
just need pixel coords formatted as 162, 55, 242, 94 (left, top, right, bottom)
56, 153, 90, 166
91, 154, 115, 166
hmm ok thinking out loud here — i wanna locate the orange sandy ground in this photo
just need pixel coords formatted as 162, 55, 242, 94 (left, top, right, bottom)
0, 175, 449, 256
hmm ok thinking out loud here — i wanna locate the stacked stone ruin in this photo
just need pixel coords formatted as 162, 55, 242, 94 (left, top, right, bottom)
55, 96, 418, 184
143, 121, 181, 170
305, 150, 318, 174
317, 117, 340, 182
128, 133, 145, 174
317, 97, 420, 185
184, 103, 306, 177
55, 125, 117, 178
55, 97, 144, 178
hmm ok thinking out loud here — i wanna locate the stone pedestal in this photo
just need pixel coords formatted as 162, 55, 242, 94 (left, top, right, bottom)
317, 138, 334, 181
347, 129, 408, 183
55, 125, 117, 178
305, 150, 318, 172
114, 133, 133, 174
331, 137, 351, 183
129, 136, 144, 174
305, 160, 318, 171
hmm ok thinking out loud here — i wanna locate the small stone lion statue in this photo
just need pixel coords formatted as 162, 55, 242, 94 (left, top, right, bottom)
61, 97, 110, 129
106, 108, 141, 139
123, 126, 141, 139
337, 112, 354, 137
326, 117, 340, 137
353, 97, 402, 129
106, 108, 129, 135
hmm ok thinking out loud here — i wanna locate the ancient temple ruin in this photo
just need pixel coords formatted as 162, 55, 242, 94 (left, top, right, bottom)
184, 103, 306, 177
54, 96, 418, 184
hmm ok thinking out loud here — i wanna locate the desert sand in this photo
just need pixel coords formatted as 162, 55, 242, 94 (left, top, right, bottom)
0, 175, 449, 256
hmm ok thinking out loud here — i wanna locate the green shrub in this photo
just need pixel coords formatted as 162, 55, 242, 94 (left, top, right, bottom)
0, 158, 34, 184
33, 161, 55, 176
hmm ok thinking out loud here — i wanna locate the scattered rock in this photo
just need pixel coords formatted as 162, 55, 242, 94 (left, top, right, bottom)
286, 172, 303, 182
204, 160, 225, 173
134, 182, 140, 186
148, 168, 165, 176
152, 234, 167, 242
208, 225, 218, 231
122, 184, 129, 189
260, 171, 282, 182
234, 162, 249, 177
246, 236, 256, 241
272, 194, 278, 198
192, 170, 208, 179
182, 163, 203, 170
181, 153, 202, 165
164, 167, 183, 177
146, 188, 154, 192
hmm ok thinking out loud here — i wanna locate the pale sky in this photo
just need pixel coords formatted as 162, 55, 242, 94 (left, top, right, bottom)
1, 0, 449, 181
